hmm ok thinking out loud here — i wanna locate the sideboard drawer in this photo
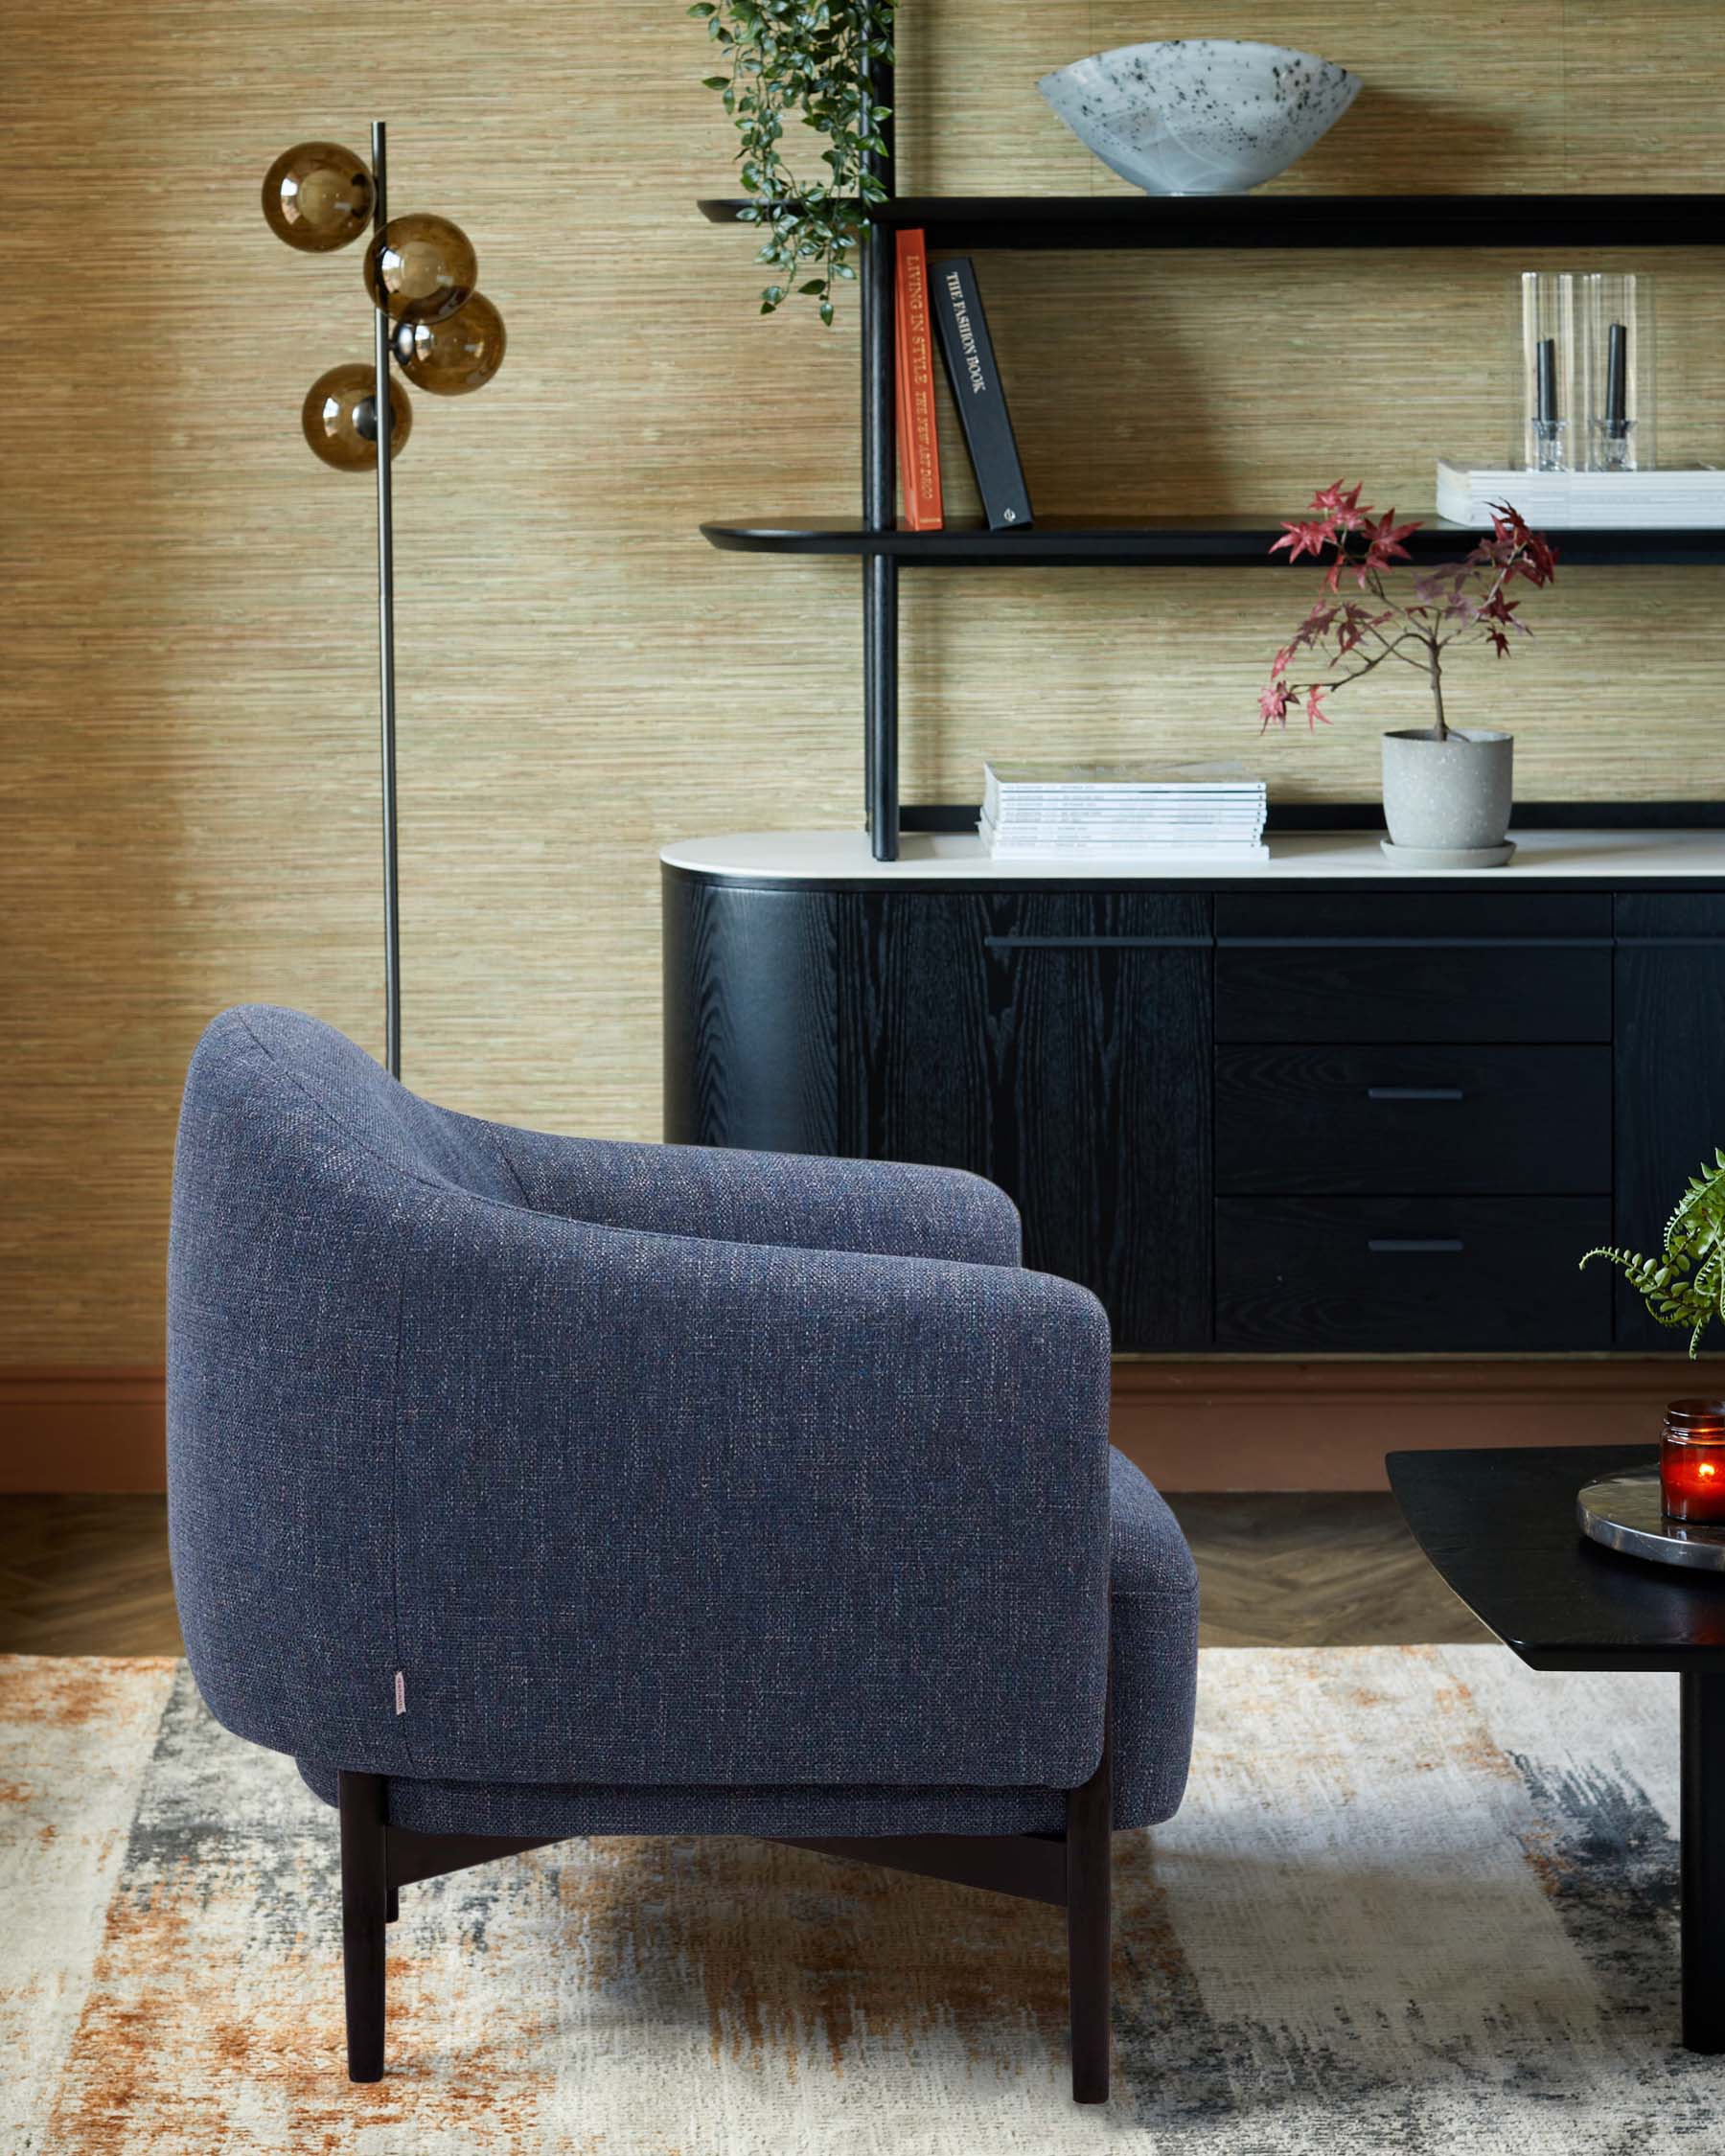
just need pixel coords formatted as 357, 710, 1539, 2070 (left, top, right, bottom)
1218, 893, 1613, 941
1214, 939, 1611, 1044
1615, 891, 1725, 942
1214, 1194, 1613, 1351
1214, 892, 1612, 1044
1214, 1044, 1612, 1195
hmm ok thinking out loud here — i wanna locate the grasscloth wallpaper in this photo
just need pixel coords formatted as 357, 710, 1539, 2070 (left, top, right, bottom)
4, 0, 1723, 1362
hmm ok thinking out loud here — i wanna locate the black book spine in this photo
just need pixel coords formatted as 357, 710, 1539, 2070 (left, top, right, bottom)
930, 256, 1033, 531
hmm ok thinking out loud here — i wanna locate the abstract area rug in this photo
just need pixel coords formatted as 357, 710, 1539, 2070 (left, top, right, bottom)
4, 1648, 1718, 2153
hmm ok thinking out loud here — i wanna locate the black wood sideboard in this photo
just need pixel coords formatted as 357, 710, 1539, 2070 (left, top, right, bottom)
662, 832, 1725, 1357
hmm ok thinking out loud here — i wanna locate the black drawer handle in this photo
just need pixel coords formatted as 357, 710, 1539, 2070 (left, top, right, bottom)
982, 935, 1209, 951
1368, 1238, 1465, 1254
1217, 936, 1612, 950
1366, 1087, 1466, 1102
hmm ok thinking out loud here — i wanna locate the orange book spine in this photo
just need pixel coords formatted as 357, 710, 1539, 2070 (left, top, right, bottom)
893, 241, 918, 524
894, 317, 913, 526
895, 229, 944, 531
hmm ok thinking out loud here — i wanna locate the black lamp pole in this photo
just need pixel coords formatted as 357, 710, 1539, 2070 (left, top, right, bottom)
370, 118, 402, 1079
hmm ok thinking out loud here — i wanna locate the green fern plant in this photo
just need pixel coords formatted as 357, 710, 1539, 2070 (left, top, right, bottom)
1581, 1149, 1725, 1355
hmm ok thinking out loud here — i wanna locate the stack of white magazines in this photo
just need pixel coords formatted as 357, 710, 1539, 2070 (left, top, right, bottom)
980, 761, 1269, 862
1436, 459, 1725, 529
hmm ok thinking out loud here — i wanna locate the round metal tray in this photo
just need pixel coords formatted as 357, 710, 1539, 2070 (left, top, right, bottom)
1577, 1465, 1725, 1571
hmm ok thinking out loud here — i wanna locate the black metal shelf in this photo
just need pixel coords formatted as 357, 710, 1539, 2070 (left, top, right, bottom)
702, 514, 1725, 568
701, 140, 1725, 860
699, 193, 1725, 252
895, 800, 1725, 836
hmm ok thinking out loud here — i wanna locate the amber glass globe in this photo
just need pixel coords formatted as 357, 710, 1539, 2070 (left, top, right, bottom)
391, 292, 507, 395
301, 363, 413, 471
263, 142, 375, 252
363, 214, 477, 325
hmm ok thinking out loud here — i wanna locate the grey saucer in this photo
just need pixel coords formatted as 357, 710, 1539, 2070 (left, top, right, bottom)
1577, 1465, 1725, 1571
1380, 837, 1516, 870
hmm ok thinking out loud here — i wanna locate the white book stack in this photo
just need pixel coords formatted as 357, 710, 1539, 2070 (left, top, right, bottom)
979, 761, 1269, 863
1436, 459, 1725, 529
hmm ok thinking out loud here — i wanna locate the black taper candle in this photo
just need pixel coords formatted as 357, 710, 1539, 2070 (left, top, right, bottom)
1606, 319, 1628, 438
1537, 335, 1558, 426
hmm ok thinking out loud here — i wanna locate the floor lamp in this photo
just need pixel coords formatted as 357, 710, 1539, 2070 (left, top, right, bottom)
262, 125, 507, 1078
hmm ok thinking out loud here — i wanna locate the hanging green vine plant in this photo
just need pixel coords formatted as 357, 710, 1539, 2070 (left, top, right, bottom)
692, 1, 896, 325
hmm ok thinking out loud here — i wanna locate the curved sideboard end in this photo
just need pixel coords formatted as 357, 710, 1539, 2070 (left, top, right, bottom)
661, 863, 840, 1156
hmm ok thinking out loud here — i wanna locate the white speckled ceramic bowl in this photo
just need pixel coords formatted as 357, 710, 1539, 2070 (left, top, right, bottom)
1038, 39, 1360, 195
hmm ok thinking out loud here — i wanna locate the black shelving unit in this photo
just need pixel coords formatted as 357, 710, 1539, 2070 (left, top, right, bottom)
700, 193, 1725, 253
701, 77, 1725, 861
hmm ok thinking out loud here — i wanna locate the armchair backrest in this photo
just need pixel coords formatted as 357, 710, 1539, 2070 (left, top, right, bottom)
168, 1007, 522, 1778
169, 1007, 1114, 1796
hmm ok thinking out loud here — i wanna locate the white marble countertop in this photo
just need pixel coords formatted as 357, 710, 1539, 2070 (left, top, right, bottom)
661, 827, 1725, 883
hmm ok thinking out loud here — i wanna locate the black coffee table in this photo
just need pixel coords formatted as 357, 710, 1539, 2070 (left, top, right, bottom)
1389, 1443, 1725, 2053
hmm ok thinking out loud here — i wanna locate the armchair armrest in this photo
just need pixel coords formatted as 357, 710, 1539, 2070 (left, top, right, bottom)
493, 1124, 1023, 1267
1107, 1449, 1201, 1826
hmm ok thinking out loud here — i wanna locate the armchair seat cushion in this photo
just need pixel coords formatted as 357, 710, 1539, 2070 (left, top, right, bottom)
296, 1450, 1197, 1840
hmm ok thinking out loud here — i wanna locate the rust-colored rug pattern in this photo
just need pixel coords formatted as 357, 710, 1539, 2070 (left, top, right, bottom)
4, 1647, 1717, 2151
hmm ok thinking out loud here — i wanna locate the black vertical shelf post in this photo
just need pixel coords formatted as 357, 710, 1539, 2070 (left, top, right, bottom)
861, 40, 899, 860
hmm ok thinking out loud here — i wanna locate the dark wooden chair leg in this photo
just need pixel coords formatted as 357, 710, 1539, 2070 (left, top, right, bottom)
338, 1771, 388, 2082
385, 1884, 400, 1924
1066, 1707, 1113, 2104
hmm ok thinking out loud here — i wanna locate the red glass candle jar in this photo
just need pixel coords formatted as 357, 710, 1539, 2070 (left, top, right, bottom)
1661, 1400, 1725, 1524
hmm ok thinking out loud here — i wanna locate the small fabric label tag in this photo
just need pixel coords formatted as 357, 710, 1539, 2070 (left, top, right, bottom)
394, 1670, 406, 1716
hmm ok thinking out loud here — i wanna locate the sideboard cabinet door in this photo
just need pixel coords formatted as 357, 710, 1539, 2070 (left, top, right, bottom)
839, 890, 1212, 1349
1614, 893, 1725, 1351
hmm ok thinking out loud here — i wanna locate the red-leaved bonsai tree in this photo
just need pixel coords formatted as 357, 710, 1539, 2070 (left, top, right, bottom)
1258, 483, 1559, 734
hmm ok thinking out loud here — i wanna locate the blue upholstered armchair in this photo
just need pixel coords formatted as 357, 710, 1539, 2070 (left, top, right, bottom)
167, 1006, 1199, 2103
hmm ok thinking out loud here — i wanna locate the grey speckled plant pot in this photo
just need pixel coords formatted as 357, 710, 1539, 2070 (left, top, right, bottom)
1381, 727, 1514, 852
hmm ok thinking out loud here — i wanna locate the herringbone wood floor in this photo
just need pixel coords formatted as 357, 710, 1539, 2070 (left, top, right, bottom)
0, 1495, 1491, 1656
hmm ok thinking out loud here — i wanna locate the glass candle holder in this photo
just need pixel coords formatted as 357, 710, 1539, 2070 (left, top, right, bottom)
1512, 272, 1576, 473
1661, 1399, 1725, 1524
1580, 272, 1656, 473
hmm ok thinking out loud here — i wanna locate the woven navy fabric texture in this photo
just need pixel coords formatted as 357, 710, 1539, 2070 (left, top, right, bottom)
498, 1122, 1024, 1267
169, 1008, 1188, 1804
294, 1450, 1199, 1837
